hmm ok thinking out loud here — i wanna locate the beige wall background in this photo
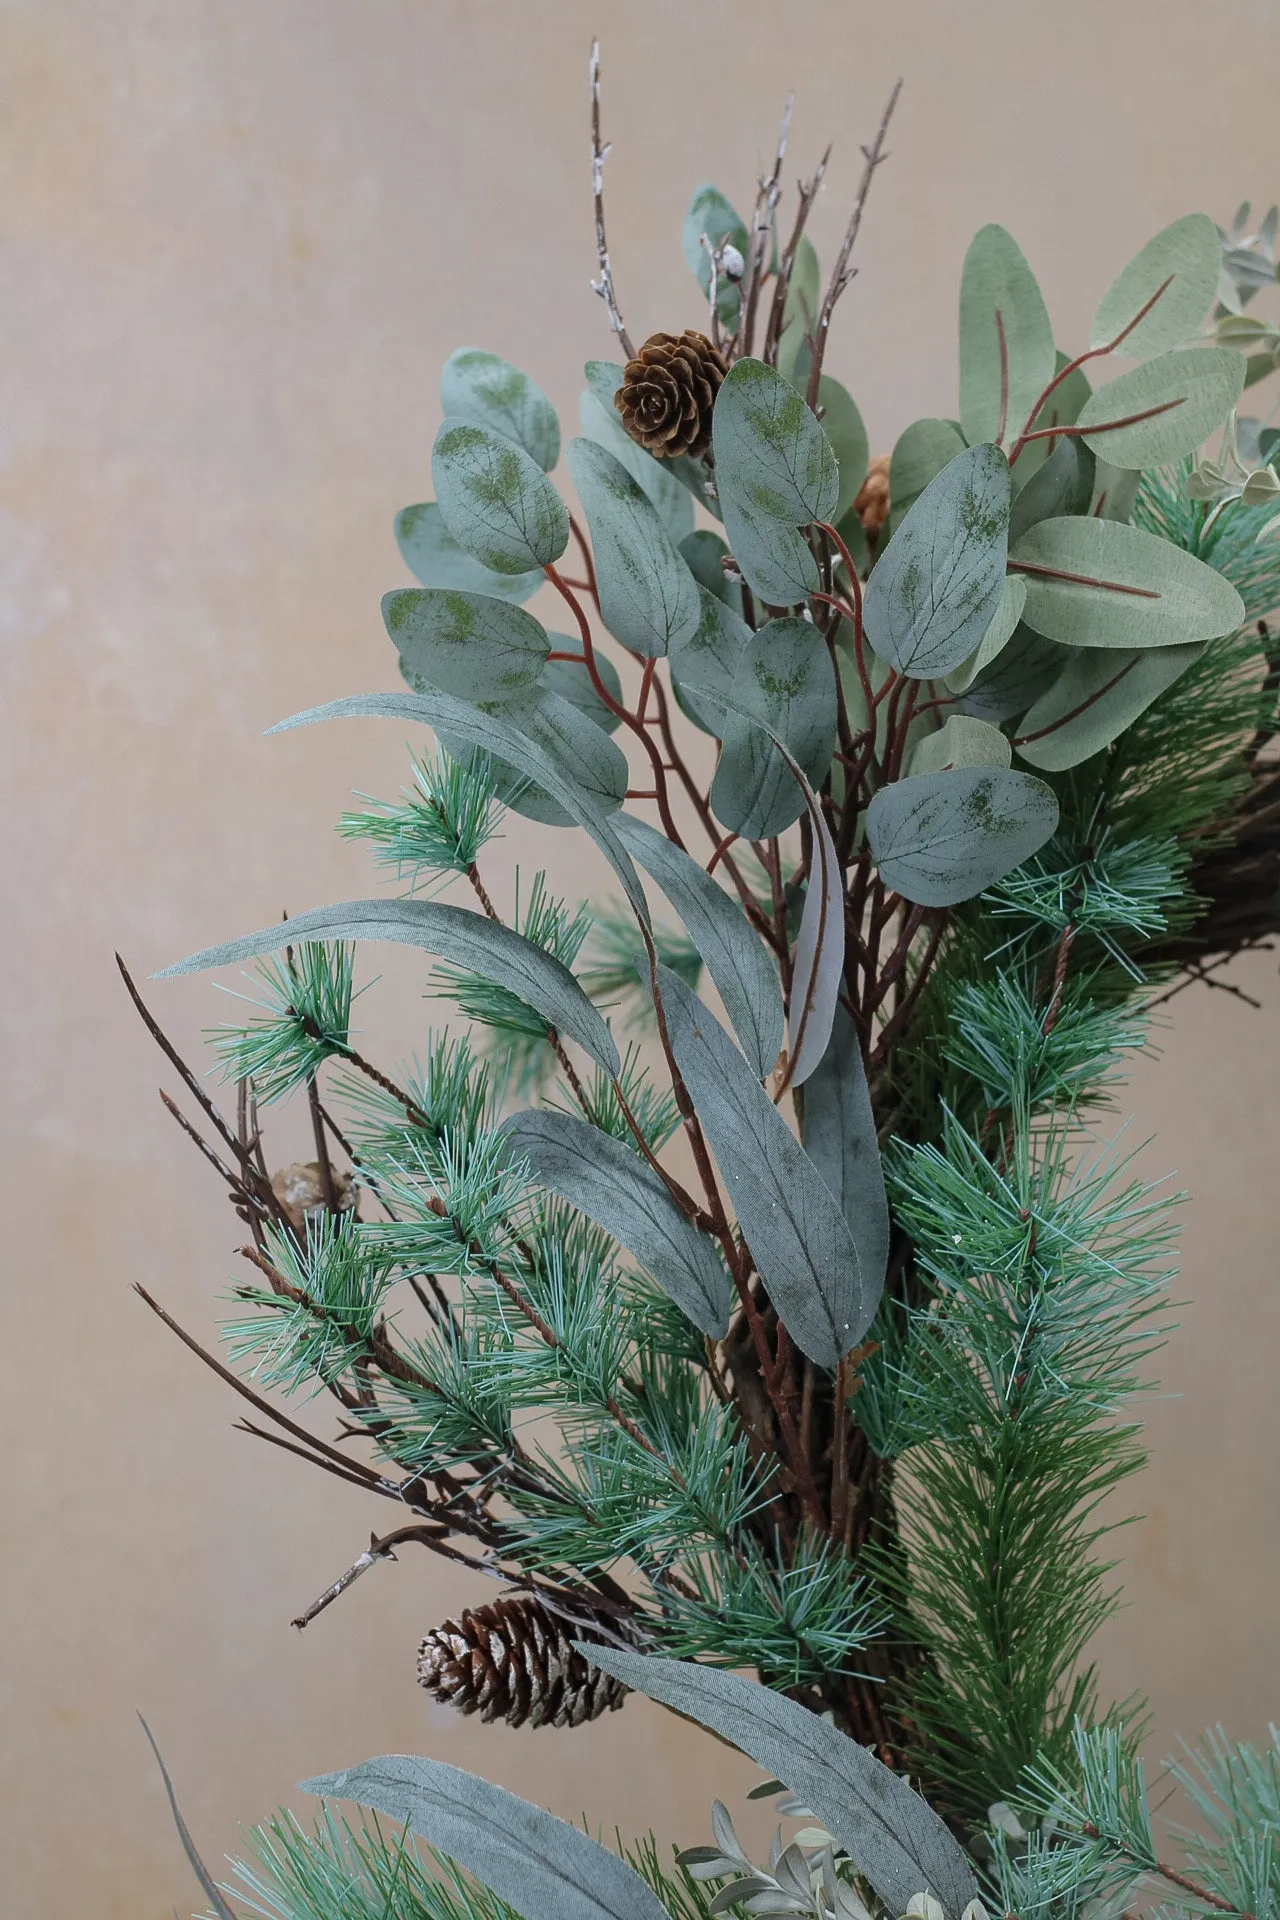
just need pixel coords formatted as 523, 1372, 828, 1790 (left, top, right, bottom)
2, 1, 1278, 1913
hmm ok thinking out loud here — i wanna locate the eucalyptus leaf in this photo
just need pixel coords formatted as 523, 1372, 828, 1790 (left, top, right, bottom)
159, 898, 620, 1076
710, 617, 837, 838
1008, 438, 1096, 546
816, 376, 870, 526
1091, 213, 1223, 358
959, 225, 1056, 447
268, 690, 650, 924
777, 234, 822, 385
382, 588, 549, 702
955, 625, 1062, 724
888, 419, 967, 533
432, 419, 569, 574
865, 766, 1059, 907
1012, 515, 1245, 648
394, 503, 544, 605
864, 443, 1011, 680
1013, 641, 1203, 771
683, 183, 750, 327
565, 438, 701, 657
579, 390, 694, 543
441, 348, 560, 471
1011, 352, 1093, 487
542, 645, 623, 733
613, 812, 784, 1080
679, 529, 743, 614
1076, 347, 1245, 468
787, 778, 845, 1088
944, 575, 1026, 694
574, 1654, 980, 1920
713, 358, 839, 605
909, 713, 1012, 776
501, 1109, 731, 1336
300, 1755, 668, 1920
1089, 460, 1142, 523
668, 584, 753, 735
655, 966, 876, 1367
800, 1008, 889, 1285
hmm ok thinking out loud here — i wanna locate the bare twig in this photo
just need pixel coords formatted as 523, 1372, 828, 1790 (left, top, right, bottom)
805, 81, 902, 409
589, 41, 635, 359
762, 146, 832, 368
738, 94, 794, 359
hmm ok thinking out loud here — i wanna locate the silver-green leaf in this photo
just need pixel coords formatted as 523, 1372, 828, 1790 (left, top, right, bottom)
800, 1008, 888, 1286
713, 358, 839, 605
578, 389, 694, 543
1013, 642, 1203, 771
816, 375, 870, 526
573, 1654, 979, 1920
787, 771, 845, 1088
300, 1755, 668, 1920
888, 419, 966, 533
710, 617, 837, 839
1076, 347, 1245, 468
382, 588, 549, 702
432, 419, 569, 574
1012, 515, 1246, 648
441, 348, 561, 471
394, 502, 544, 604
269, 689, 649, 925
668, 583, 753, 735
682, 183, 750, 327
908, 713, 1012, 777
656, 966, 876, 1367
565, 438, 701, 657
959, 224, 1056, 448
1091, 213, 1223, 359
866, 767, 1059, 907
864, 443, 1011, 680
501, 1109, 731, 1336
159, 898, 620, 1076
613, 811, 783, 1081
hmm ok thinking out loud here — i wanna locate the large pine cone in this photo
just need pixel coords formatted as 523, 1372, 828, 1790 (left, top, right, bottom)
417, 1594, 630, 1730
615, 330, 727, 459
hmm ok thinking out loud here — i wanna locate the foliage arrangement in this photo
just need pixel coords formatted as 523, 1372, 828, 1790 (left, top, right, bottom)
128, 48, 1280, 1920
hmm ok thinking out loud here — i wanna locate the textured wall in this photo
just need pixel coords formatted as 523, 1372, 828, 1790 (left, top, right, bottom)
2, 2, 1277, 1913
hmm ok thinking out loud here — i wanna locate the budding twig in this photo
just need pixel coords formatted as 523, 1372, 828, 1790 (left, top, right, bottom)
588, 41, 635, 359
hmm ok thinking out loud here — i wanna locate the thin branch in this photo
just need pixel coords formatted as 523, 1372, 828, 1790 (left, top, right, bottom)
805, 80, 903, 410
738, 94, 794, 359
291, 1524, 452, 1629
762, 147, 832, 367
588, 40, 635, 359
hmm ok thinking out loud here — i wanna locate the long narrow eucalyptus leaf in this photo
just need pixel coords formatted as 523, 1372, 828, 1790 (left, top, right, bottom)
787, 772, 845, 1088
159, 899, 620, 1077
501, 1109, 731, 1335
612, 812, 783, 1081
655, 966, 873, 1367
267, 691, 650, 925
800, 1008, 889, 1287
572, 1655, 980, 1920
139, 1716, 238, 1920
300, 1755, 669, 1920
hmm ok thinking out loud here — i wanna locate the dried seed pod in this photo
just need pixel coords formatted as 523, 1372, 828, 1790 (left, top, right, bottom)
615, 330, 727, 459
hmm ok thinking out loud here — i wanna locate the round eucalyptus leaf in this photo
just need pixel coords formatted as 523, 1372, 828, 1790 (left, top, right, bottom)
959, 224, 1056, 448
1091, 213, 1223, 359
678, 529, 743, 614
909, 714, 1012, 777
713, 357, 839, 605
394, 503, 544, 604
1012, 352, 1094, 486
866, 766, 1059, 907
864, 442, 1011, 680
815, 375, 870, 525
578, 390, 694, 544
888, 418, 966, 533
776, 234, 821, 386
955, 625, 1063, 724
1077, 347, 1246, 469
382, 587, 549, 702
1008, 438, 1096, 546
669, 583, 753, 735
1013, 641, 1203, 771
432, 419, 569, 574
945, 575, 1027, 693
565, 437, 701, 657
440, 347, 561, 470
541, 643, 623, 734
710, 617, 837, 838
1012, 515, 1245, 648
682, 182, 750, 327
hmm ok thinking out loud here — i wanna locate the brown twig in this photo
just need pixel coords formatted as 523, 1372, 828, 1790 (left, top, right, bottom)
588, 41, 635, 359
805, 81, 903, 410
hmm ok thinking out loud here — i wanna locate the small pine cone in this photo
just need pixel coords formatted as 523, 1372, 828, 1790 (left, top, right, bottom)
270, 1161, 356, 1234
854, 453, 891, 541
417, 1594, 630, 1730
615, 330, 727, 459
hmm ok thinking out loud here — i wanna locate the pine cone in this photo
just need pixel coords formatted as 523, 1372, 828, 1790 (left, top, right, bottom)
270, 1161, 356, 1234
417, 1594, 630, 1730
615, 330, 727, 459
854, 453, 891, 541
